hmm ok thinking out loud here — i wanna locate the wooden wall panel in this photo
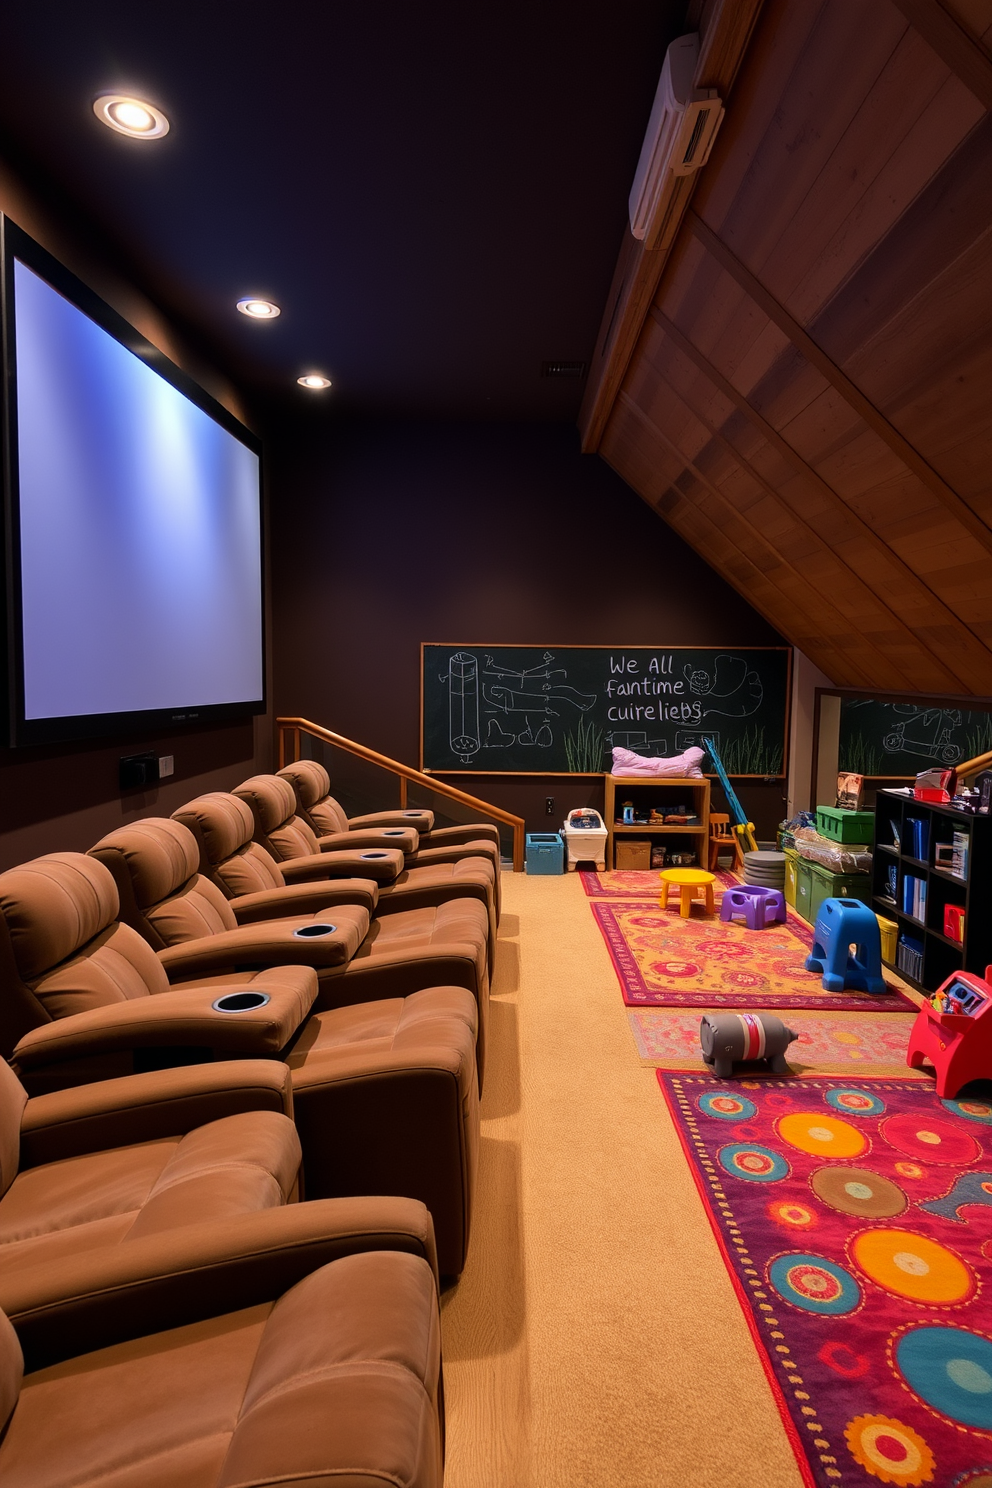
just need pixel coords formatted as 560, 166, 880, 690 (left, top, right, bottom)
588, 0, 992, 696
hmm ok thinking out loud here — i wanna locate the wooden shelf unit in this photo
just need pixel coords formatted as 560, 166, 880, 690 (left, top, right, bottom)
871, 789, 992, 996
604, 774, 710, 871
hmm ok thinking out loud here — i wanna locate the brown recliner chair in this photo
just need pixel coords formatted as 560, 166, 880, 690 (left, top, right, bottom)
0, 1050, 303, 1346
0, 852, 480, 1276
90, 813, 491, 1081
0, 1241, 443, 1486
221, 776, 497, 966
279, 759, 502, 911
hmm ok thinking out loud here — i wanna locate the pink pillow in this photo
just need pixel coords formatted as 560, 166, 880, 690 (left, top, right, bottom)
611, 745, 705, 778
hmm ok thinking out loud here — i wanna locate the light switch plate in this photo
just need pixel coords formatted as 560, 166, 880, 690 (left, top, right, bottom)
158, 755, 174, 778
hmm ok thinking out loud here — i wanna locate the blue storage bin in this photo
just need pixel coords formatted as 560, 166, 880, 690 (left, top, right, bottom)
525, 832, 564, 875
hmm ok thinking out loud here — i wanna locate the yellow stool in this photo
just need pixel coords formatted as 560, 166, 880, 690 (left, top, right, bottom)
659, 867, 717, 918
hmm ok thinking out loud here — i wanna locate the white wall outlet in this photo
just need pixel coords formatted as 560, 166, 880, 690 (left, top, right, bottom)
158, 755, 174, 778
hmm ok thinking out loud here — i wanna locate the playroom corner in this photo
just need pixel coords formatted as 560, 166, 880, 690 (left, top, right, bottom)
511, 678, 992, 1488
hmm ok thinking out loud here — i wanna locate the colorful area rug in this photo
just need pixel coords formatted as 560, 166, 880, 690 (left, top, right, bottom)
592, 900, 916, 1012
658, 1074, 992, 1487
580, 867, 738, 897
628, 1010, 923, 1077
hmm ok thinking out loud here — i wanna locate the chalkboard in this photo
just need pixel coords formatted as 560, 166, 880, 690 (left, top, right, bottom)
421, 644, 791, 775
839, 698, 992, 777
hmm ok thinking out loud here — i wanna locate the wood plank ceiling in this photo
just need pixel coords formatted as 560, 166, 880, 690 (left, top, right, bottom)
582, 0, 992, 696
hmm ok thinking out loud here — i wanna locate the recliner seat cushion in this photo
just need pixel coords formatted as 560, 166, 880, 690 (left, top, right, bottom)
0, 1252, 442, 1488
0, 1110, 301, 1278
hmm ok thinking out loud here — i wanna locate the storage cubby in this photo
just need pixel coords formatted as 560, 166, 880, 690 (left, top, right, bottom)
872, 790, 992, 995
604, 775, 710, 873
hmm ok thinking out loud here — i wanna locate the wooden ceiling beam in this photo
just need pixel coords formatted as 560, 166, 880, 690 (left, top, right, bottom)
626, 372, 935, 689
648, 306, 989, 691
890, 0, 992, 111
616, 392, 897, 688
686, 210, 992, 553
577, 0, 765, 453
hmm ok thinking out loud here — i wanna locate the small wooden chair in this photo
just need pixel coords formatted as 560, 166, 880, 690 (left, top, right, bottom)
708, 813, 744, 873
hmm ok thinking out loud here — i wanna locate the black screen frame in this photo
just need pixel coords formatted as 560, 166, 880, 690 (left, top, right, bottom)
1, 216, 266, 747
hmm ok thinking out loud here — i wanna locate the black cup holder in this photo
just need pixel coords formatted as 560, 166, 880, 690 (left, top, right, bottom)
293, 922, 338, 938
383, 829, 405, 836
212, 990, 271, 1014
360, 851, 389, 859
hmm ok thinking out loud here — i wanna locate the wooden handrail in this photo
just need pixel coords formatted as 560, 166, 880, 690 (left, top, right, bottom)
277, 717, 526, 871
959, 747, 992, 780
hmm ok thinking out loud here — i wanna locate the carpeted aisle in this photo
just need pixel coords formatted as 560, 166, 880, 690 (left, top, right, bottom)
440, 871, 807, 1488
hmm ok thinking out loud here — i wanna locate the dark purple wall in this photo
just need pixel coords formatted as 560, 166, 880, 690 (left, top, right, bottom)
269, 416, 789, 836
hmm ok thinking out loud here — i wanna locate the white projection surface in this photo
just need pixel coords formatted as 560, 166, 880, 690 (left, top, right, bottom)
14, 259, 263, 720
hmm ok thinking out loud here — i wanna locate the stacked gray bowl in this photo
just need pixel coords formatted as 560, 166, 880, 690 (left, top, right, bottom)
743, 849, 786, 888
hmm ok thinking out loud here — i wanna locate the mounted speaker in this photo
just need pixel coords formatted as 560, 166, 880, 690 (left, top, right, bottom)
628, 33, 725, 248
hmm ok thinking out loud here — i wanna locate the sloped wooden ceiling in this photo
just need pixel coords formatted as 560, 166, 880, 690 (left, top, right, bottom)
582, 0, 992, 696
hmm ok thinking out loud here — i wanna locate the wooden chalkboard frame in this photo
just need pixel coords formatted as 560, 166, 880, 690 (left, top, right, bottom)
420, 642, 792, 777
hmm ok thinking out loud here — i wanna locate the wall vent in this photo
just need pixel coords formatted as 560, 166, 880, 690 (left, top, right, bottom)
628, 33, 725, 248
541, 360, 587, 379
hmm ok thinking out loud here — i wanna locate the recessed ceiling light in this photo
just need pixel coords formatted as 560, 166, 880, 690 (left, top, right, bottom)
93, 94, 170, 139
236, 298, 281, 319
297, 374, 332, 390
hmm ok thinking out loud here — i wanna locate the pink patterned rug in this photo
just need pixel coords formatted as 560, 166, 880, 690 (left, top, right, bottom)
628, 1008, 924, 1077
580, 868, 738, 897
592, 899, 916, 1012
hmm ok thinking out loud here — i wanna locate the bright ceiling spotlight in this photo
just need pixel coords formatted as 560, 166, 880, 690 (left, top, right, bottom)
236, 298, 281, 319
297, 374, 332, 390
93, 94, 170, 139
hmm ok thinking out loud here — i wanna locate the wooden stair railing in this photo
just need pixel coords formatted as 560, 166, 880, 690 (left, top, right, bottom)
277, 717, 526, 871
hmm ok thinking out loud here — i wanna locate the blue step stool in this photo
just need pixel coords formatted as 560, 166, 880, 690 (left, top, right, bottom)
805, 897, 886, 995
525, 832, 564, 875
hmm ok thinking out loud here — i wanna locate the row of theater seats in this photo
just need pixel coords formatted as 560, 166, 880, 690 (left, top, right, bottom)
0, 760, 503, 1487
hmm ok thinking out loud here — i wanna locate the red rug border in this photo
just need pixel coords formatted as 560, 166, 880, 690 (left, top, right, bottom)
591, 899, 916, 1012
655, 1068, 816, 1486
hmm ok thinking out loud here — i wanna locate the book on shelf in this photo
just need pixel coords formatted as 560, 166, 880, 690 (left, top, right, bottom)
886, 863, 898, 900
906, 816, 929, 861
901, 872, 926, 921
952, 831, 969, 879
896, 933, 924, 981
943, 903, 965, 943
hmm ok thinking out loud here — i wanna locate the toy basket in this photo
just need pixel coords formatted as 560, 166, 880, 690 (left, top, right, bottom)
561, 809, 607, 871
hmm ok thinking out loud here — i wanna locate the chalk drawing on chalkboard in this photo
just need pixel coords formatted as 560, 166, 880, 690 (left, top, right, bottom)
675, 730, 720, 754
518, 719, 554, 747
881, 705, 963, 764
446, 652, 482, 762
485, 718, 514, 747
682, 655, 762, 719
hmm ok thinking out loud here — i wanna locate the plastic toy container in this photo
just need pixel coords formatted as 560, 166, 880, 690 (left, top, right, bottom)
525, 832, 565, 875
808, 863, 871, 922
816, 806, 875, 844
561, 809, 607, 872
794, 856, 814, 922
875, 913, 898, 964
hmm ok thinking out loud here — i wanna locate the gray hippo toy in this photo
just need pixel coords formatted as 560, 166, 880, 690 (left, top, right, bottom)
700, 1012, 798, 1078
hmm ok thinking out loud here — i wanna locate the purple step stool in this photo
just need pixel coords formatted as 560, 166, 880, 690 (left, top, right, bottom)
720, 884, 787, 929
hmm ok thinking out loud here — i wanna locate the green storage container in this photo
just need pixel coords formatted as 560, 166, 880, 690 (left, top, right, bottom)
815, 805, 874, 844
794, 856, 814, 922
784, 847, 799, 908
807, 862, 871, 923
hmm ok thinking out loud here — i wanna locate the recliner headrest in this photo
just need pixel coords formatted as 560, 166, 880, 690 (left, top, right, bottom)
0, 853, 119, 979
172, 793, 255, 864
278, 759, 329, 809
89, 819, 200, 908
234, 774, 297, 833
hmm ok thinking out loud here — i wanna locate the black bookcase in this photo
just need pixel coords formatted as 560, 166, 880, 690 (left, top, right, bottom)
872, 788, 992, 994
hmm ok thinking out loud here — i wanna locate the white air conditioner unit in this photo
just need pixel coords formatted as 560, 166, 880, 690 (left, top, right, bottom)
628, 33, 725, 247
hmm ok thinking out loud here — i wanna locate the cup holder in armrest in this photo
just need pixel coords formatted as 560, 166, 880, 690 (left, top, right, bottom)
212, 991, 271, 1013
383, 830, 405, 836
404, 811, 424, 816
293, 923, 338, 938
360, 851, 389, 859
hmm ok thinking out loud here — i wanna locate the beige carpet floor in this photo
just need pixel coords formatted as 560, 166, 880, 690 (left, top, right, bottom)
439, 871, 817, 1488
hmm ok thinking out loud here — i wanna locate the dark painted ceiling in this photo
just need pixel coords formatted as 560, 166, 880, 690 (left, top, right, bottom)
0, 0, 685, 419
